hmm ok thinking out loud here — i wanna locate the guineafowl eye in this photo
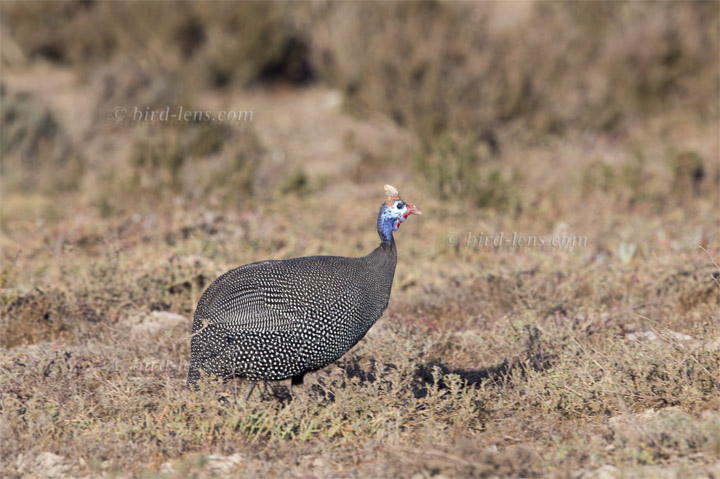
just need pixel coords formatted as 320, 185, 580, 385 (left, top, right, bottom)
396, 201, 405, 209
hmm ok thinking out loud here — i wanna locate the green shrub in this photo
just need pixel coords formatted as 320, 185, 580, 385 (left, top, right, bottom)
0, 87, 84, 193
415, 133, 521, 213
126, 121, 262, 205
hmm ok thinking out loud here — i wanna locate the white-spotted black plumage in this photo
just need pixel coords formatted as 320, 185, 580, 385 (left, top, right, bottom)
187, 185, 420, 389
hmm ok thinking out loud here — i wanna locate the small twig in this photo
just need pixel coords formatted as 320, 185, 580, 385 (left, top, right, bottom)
562, 324, 610, 373
634, 313, 714, 379
561, 385, 590, 400
190, 318, 213, 338
698, 244, 720, 288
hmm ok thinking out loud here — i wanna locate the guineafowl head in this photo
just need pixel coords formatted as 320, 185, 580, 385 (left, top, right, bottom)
377, 184, 422, 244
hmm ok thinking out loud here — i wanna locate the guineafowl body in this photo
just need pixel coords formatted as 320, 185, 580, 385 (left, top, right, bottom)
187, 185, 421, 389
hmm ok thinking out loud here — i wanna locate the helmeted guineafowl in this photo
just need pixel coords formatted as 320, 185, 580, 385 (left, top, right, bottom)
187, 184, 421, 391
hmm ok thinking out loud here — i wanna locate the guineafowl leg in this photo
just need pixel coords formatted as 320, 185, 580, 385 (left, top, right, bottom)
291, 373, 305, 386
244, 382, 258, 401
289, 373, 306, 401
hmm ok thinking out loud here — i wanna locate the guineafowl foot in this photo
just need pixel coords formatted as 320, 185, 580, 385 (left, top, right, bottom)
245, 381, 283, 401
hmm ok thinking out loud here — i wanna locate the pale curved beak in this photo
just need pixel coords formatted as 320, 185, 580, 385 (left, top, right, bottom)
406, 202, 422, 215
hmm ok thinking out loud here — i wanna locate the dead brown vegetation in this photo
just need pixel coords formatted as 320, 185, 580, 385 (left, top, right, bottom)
1, 2, 718, 478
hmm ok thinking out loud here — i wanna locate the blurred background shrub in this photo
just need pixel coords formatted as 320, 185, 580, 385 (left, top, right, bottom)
307, 2, 717, 141
5, 1, 716, 136
1, 0, 717, 212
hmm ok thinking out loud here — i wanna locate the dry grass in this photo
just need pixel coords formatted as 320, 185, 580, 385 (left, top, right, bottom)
1, 2, 719, 478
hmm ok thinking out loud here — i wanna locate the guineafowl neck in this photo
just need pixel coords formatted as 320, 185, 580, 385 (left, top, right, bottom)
377, 205, 397, 244
379, 237, 396, 252
367, 239, 397, 291
373, 206, 398, 296
377, 225, 394, 245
